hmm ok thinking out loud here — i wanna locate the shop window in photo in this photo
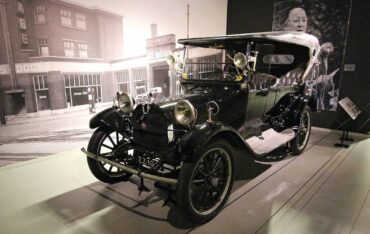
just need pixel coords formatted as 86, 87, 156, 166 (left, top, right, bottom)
35, 4, 46, 23
21, 33, 29, 45
33, 75, 50, 111
116, 70, 130, 93
74, 74, 79, 86
19, 18, 27, 30
76, 13, 86, 29
33, 75, 48, 90
78, 43, 88, 58
38, 39, 49, 56
132, 67, 147, 95
17, 1, 24, 15
60, 9, 72, 27
63, 40, 75, 57
64, 73, 102, 106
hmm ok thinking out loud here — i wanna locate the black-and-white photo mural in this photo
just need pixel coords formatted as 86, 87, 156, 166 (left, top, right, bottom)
272, 0, 352, 111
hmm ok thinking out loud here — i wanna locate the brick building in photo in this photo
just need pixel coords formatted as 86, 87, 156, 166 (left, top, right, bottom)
0, 0, 123, 115
0, 0, 190, 119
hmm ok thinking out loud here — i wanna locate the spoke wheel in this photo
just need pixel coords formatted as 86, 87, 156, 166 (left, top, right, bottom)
87, 129, 132, 183
291, 106, 312, 155
177, 139, 234, 223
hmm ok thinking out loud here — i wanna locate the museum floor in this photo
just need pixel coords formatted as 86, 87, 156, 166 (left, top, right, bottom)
0, 127, 369, 234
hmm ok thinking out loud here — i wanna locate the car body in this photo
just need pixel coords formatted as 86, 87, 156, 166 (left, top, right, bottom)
82, 31, 320, 223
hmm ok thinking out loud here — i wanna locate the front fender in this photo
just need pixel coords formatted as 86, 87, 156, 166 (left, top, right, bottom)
89, 107, 128, 134
89, 107, 115, 129
178, 122, 253, 162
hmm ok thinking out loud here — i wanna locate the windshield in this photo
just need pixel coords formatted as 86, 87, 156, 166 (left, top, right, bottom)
181, 46, 241, 81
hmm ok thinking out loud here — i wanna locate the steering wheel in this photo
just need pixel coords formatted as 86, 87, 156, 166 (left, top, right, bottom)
224, 63, 238, 77
224, 63, 246, 82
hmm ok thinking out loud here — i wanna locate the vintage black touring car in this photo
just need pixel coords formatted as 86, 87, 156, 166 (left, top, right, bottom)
81, 31, 321, 222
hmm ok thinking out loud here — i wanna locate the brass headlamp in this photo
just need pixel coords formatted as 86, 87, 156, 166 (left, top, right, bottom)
117, 92, 134, 113
174, 100, 196, 126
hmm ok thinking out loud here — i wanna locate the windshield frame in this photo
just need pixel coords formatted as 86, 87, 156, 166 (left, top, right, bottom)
179, 45, 245, 83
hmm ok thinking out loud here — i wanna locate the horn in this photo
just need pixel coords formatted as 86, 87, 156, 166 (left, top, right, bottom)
233, 52, 247, 69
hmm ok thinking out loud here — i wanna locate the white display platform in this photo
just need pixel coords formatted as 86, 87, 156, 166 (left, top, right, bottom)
1, 128, 369, 234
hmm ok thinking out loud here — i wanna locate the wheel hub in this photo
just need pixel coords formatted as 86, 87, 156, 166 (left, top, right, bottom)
211, 177, 219, 187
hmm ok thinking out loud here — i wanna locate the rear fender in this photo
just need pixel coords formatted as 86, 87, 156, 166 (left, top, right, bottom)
295, 84, 315, 113
178, 122, 254, 163
307, 95, 317, 112
266, 90, 310, 126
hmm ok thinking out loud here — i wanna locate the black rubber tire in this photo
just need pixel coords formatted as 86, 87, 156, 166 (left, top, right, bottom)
177, 139, 235, 223
291, 106, 312, 155
87, 129, 132, 184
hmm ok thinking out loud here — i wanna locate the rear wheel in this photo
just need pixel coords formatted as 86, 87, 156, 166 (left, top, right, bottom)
177, 139, 234, 223
291, 106, 311, 155
87, 129, 132, 183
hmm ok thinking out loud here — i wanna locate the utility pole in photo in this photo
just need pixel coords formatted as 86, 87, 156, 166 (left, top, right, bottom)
186, 4, 190, 60
0, 84, 6, 125
187, 4, 189, 38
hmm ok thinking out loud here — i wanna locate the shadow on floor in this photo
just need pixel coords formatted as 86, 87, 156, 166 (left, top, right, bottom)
233, 146, 293, 181
29, 148, 296, 232
28, 177, 196, 232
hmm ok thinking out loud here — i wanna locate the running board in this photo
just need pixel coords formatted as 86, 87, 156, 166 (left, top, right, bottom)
245, 128, 295, 155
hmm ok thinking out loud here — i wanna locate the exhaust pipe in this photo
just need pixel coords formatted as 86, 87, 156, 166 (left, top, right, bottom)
81, 148, 177, 185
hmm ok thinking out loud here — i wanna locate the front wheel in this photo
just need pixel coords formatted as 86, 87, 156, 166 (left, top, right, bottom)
87, 129, 132, 183
177, 139, 235, 223
290, 106, 312, 155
